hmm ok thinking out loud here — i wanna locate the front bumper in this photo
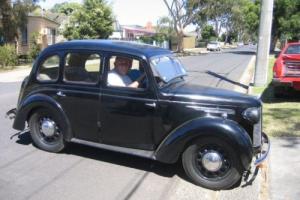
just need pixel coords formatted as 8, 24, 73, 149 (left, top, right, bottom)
254, 132, 270, 166
6, 108, 16, 120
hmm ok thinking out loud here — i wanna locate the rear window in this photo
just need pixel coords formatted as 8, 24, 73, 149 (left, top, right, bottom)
64, 53, 101, 84
36, 55, 59, 82
285, 45, 300, 54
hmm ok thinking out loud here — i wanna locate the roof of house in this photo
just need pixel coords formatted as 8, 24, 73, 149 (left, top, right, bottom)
122, 25, 155, 34
42, 39, 171, 58
28, 8, 67, 25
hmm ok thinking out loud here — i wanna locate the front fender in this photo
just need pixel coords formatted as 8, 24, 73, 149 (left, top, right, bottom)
154, 117, 253, 169
13, 94, 72, 140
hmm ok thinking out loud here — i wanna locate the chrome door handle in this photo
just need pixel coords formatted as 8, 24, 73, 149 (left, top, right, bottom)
145, 102, 156, 108
56, 91, 66, 97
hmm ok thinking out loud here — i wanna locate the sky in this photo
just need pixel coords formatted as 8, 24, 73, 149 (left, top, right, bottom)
39, 0, 170, 27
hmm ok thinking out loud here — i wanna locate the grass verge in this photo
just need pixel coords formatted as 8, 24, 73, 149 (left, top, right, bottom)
251, 56, 300, 137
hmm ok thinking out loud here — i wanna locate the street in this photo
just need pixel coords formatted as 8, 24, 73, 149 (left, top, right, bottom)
0, 46, 259, 200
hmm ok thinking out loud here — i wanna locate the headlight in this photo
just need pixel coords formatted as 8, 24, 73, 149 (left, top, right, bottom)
242, 107, 260, 124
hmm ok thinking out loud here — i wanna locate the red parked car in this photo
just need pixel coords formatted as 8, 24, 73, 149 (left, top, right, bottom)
273, 42, 300, 96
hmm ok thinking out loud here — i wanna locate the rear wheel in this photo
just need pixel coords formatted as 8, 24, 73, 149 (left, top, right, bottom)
29, 108, 65, 152
182, 137, 243, 190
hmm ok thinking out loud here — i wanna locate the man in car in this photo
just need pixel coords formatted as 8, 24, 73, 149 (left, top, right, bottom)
107, 56, 145, 88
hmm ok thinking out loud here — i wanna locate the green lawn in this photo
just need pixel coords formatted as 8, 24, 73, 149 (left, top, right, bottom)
252, 56, 300, 137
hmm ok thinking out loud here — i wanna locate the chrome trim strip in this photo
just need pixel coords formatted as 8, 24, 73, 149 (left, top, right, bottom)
254, 132, 270, 166
71, 138, 155, 159
186, 105, 236, 115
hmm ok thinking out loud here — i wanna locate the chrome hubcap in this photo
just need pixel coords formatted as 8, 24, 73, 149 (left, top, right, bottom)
201, 150, 223, 172
40, 118, 56, 137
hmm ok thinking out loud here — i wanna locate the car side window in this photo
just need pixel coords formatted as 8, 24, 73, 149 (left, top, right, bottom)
64, 53, 101, 84
36, 55, 59, 82
107, 55, 148, 89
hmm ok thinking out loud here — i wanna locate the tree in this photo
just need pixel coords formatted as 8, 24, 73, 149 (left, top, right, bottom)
163, 0, 202, 52
50, 2, 81, 16
201, 25, 216, 40
196, 0, 233, 36
220, 0, 260, 43
271, 0, 300, 50
156, 16, 176, 40
0, 0, 39, 44
29, 32, 41, 60
63, 0, 113, 40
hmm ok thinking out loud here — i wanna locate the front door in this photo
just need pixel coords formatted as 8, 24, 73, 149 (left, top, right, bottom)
100, 54, 157, 150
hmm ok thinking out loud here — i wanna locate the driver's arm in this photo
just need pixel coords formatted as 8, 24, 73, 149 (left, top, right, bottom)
128, 73, 146, 88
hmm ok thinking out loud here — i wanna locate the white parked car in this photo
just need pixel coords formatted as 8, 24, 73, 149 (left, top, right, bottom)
207, 41, 221, 51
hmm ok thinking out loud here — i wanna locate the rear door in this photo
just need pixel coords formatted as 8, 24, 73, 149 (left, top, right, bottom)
55, 50, 103, 142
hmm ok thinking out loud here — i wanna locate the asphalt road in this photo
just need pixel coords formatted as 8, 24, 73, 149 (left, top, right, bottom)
181, 45, 256, 90
0, 46, 258, 200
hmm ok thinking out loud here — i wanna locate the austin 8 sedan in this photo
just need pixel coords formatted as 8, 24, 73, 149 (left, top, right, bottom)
7, 40, 269, 190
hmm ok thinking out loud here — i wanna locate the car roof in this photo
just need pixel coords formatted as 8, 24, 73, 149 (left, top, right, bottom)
42, 39, 171, 58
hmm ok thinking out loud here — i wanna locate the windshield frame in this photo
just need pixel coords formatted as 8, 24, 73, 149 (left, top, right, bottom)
149, 54, 187, 87
285, 44, 300, 55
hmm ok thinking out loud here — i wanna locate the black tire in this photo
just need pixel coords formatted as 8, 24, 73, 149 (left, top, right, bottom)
182, 137, 243, 190
29, 108, 65, 153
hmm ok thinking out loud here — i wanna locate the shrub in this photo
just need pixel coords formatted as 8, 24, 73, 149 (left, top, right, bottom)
0, 44, 18, 68
29, 32, 41, 60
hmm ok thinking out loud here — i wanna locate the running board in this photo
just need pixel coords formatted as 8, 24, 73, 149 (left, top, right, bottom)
71, 138, 155, 159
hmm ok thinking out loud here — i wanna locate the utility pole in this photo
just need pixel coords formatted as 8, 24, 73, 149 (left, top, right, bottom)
254, 0, 274, 86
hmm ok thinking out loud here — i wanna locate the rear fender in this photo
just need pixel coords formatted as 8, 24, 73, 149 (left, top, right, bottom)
13, 94, 73, 141
154, 117, 253, 169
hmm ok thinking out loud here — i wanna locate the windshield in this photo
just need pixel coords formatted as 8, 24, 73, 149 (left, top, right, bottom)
285, 44, 300, 54
150, 55, 187, 83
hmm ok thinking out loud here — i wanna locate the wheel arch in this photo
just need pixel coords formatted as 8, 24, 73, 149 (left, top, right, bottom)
154, 117, 253, 170
13, 94, 73, 141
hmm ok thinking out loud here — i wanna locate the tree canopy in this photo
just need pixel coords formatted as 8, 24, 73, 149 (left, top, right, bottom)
163, 0, 202, 52
50, 2, 81, 16
0, 0, 39, 44
271, 0, 300, 49
62, 0, 114, 40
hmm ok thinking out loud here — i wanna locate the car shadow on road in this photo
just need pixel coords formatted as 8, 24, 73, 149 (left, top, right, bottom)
13, 131, 186, 180
13, 131, 258, 190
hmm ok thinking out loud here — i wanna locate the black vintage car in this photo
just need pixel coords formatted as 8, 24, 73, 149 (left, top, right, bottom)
7, 40, 269, 190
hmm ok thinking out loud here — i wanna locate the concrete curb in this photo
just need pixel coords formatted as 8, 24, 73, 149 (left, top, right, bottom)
239, 56, 270, 200
233, 56, 256, 94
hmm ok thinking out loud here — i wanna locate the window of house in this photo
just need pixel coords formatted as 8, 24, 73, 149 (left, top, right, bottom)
21, 26, 28, 45
107, 55, 148, 89
46, 28, 56, 45
36, 55, 60, 82
64, 53, 101, 84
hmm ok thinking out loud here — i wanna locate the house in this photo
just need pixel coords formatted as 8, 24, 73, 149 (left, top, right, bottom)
109, 21, 156, 40
17, 9, 67, 55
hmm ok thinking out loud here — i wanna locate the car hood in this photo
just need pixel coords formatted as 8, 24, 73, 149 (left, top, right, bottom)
160, 82, 261, 108
282, 54, 300, 61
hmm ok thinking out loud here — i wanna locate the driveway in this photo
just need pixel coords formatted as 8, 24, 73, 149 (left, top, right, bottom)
0, 47, 261, 200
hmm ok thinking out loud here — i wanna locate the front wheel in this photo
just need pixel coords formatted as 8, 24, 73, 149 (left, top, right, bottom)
182, 137, 243, 190
29, 108, 66, 153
